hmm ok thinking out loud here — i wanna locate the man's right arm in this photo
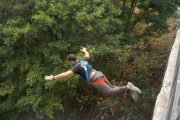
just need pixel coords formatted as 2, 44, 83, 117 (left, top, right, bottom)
44, 70, 74, 81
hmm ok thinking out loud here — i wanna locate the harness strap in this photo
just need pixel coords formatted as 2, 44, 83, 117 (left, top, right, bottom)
88, 70, 97, 80
78, 60, 104, 85
81, 65, 89, 80
78, 60, 92, 82
88, 76, 106, 86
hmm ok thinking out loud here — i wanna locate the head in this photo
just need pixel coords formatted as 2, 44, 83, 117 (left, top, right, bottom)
67, 54, 77, 65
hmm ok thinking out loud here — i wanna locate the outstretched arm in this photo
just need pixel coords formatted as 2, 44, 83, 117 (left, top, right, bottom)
44, 70, 73, 81
80, 47, 90, 58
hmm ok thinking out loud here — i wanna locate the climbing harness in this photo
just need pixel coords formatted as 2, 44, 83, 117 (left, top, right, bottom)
78, 60, 106, 85
77, 60, 96, 82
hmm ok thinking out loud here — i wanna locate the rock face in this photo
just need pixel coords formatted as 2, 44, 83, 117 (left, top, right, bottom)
153, 8, 180, 120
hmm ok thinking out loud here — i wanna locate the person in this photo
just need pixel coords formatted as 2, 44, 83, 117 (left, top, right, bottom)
44, 47, 142, 102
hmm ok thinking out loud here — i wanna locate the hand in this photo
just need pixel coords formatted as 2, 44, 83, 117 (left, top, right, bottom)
44, 75, 54, 81
80, 47, 87, 53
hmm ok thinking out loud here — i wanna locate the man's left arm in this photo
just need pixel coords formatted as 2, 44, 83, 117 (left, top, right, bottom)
44, 70, 74, 81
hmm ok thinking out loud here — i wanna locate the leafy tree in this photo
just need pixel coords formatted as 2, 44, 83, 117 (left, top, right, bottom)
0, 0, 125, 119
113, 0, 177, 34
174, 0, 180, 6
0, 0, 177, 119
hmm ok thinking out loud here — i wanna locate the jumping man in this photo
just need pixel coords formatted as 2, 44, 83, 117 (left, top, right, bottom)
44, 47, 142, 102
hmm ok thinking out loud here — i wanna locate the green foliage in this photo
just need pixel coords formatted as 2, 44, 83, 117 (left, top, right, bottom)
174, 0, 180, 6
115, 0, 177, 35
0, 0, 124, 119
0, 80, 14, 96
0, 0, 177, 119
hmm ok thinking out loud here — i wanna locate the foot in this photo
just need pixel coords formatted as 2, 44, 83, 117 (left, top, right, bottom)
127, 82, 142, 94
126, 82, 142, 102
130, 92, 139, 103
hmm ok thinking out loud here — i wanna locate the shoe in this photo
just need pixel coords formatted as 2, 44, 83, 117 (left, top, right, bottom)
130, 92, 139, 102
126, 82, 142, 102
127, 82, 142, 94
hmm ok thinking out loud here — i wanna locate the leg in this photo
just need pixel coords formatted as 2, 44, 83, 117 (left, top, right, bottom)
103, 77, 142, 95
103, 76, 114, 88
94, 78, 142, 102
94, 82, 127, 97
126, 82, 142, 102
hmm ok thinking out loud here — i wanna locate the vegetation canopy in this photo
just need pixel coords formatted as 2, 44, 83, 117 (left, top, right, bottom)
0, 0, 178, 119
